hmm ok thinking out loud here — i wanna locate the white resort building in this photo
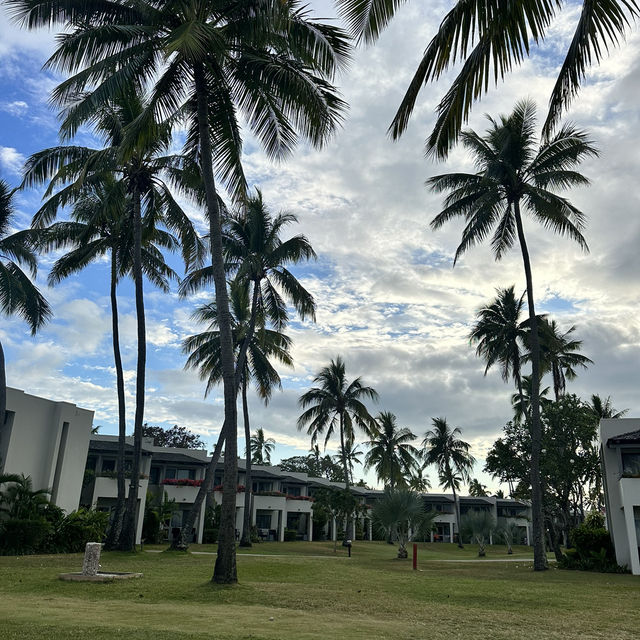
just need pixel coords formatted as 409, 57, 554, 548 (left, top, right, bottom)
600, 419, 640, 575
2, 387, 532, 546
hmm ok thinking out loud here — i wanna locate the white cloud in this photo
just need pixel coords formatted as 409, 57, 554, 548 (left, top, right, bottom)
0, 100, 28, 116
0, 146, 25, 175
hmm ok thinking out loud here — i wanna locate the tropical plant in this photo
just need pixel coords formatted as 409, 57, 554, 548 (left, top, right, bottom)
0, 474, 50, 520
372, 488, 437, 558
180, 280, 291, 549
470, 285, 530, 414
0, 180, 51, 423
251, 429, 277, 466
364, 411, 419, 490
588, 394, 628, 420
423, 417, 475, 548
497, 521, 521, 554
511, 375, 552, 425
298, 356, 378, 542
405, 458, 431, 494
532, 319, 593, 400
428, 99, 597, 570
461, 509, 496, 557
336, 440, 364, 486
11, 0, 349, 585
468, 478, 488, 497
36, 175, 182, 549
336, 0, 637, 156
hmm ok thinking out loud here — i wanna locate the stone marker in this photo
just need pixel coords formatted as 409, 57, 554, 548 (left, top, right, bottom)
82, 542, 102, 576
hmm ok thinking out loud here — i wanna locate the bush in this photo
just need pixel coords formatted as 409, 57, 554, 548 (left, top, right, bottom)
202, 528, 218, 544
0, 518, 51, 554
143, 509, 161, 544
284, 529, 297, 542
58, 509, 109, 552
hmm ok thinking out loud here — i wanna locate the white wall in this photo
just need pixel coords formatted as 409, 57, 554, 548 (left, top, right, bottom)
1, 387, 93, 514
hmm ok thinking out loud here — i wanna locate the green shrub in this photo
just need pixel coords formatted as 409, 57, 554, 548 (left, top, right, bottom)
570, 526, 614, 562
58, 509, 109, 552
560, 514, 623, 573
202, 528, 218, 544
250, 525, 260, 544
284, 529, 297, 542
143, 509, 161, 544
0, 518, 51, 554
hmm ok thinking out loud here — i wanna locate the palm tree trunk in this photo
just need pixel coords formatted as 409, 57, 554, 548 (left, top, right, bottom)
193, 62, 238, 584
449, 470, 463, 549
240, 377, 253, 547
339, 413, 351, 544
104, 249, 127, 550
0, 340, 6, 433
513, 200, 547, 572
119, 184, 146, 552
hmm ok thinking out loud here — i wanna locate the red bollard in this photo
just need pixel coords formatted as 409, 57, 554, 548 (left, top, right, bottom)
412, 543, 418, 570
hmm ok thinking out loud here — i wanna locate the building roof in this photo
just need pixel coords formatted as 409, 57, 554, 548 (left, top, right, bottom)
607, 429, 640, 445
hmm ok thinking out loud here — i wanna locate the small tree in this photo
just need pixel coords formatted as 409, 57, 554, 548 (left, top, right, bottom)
461, 510, 496, 557
142, 424, 205, 449
497, 521, 521, 554
373, 489, 437, 559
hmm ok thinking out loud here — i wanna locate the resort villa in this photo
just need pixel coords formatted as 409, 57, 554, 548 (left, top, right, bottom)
2, 387, 533, 546
600, 419, 640, 575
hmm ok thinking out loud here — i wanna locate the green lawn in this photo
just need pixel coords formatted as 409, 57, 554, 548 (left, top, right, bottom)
1, 541, 638, 639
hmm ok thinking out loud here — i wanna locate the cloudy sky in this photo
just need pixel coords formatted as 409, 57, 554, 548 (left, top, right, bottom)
1, 2, 639, 492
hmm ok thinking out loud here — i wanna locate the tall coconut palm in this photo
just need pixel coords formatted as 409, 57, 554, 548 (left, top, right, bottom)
181, 280, 292, 550
0, 180, 51, 423
423, 417, 475, 549
37, 177, 181, 548
535, 319, 593, 401
11, 0, 349, 584
336, 0, 637, 156
428, 100, 597, 570
405, 458, 431, 494
364, 411, 419, 490
588, 394, 628, 420
335, 440, 364, 485
470, 285, 530, 413
468, 478, 488, 497
297, 357, 378, 542
250, 429, 277, 466
23, 92, 203, 551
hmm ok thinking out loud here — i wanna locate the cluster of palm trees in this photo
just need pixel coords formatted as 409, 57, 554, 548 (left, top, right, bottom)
2, 0, 633, 581
297, 356, 476, 546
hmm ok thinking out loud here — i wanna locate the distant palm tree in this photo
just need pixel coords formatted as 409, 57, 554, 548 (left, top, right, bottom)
251, 429, 277, 466
336, 0, 636, 155
405, 458, 432, 494
298, 357, 378, 542
588, 394, 628, 420
181, 281, 291, 549
423, 417, 475, 548
468, 478, 488, 497
0, 180, 51, 423
470, 286, 530, 415
335, 440, 364, 485
535, 319, 593, 400
428, 100, 597, 570
365, 412, 419, 490
511, 375, 552, 425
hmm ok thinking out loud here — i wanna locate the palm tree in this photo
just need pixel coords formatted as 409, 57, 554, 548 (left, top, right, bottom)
405, 458, 431, 494
335, 440, 364, 485
470, 286, 530, 413
423, 417, 475, 549
23, 92, 201, 551
298, 357, 378, 542
468, 478, 488, 497
588, 394, 628, 420
364, 411, 419, 490
250, 429, 277, 466
0, 180, 51, 423
511, 375, 552, 425
535, 319, 593, 401
336, 0, 636, 156
428, 100, 597, 570
37, 177, 180, 548
11, 0, 349, 585
181, 280, 291, 550
0, 474, 50, 520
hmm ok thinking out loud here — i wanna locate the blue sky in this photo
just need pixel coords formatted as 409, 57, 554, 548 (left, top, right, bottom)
1, 2, 640, 492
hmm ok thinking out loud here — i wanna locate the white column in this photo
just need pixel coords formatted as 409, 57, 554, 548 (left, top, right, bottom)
622, 501, 640, 575
196, 499, 206, 544
368, 519, 372, 541
430, 529, 434, 543
278, 510, 285, 542
526, 523, 532, 546
308, 511, 313, 542
449, 522, 454, 544
489, 532, 493, 546
351, 515, 356, 540
331, 517, 337, 541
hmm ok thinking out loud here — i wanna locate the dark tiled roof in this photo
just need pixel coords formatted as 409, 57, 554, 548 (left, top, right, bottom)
607, 429, 640, 445
497, 499, 528, 507
151, 451, 207, 464
89, 440, 135, 453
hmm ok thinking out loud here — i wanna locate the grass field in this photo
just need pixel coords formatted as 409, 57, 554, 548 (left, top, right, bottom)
1, 541, 639, 639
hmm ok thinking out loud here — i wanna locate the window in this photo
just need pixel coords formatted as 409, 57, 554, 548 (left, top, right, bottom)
165, 467, 196, 480
253, 481, 273, 493
284, 486, 301, 497
256, 513, 272, 529
622, 452, 640, 476
150, 466, 161, 484
101, 459, 116, 472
